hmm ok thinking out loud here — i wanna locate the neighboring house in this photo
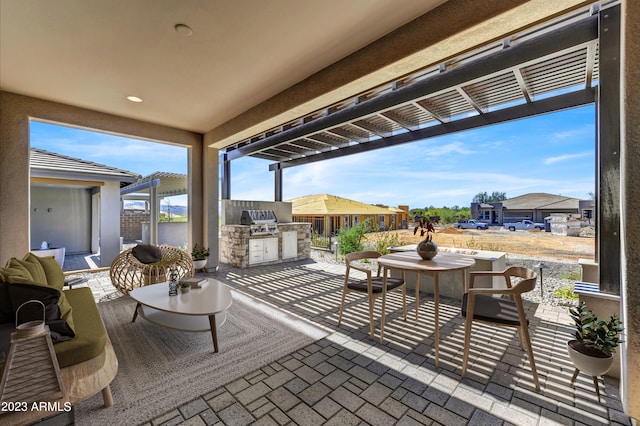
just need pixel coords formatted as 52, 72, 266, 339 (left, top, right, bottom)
30, 148, 140, 265
470, 192, 589, 225
289, 194, 409, 236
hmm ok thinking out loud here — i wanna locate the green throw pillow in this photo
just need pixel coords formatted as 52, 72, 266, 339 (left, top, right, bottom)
13, 254, 48, 285
30, 254, 65, 290
1, 260, 34, 284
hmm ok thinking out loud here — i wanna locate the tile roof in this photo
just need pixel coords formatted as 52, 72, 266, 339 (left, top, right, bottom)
502, 192, 581, 210
30, 148, 140, 182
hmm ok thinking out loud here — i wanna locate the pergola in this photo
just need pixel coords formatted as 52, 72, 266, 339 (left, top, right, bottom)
120, 172, 188, 244
221, 4, 621, 294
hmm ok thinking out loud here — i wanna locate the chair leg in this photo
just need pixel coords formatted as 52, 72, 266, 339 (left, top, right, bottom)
520, 325, 540, 391
368, 295, 375, 340
338, 290, 347, 325
461, 316, 473, 378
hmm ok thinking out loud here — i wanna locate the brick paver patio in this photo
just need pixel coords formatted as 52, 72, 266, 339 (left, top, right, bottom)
72, 257, 631, 425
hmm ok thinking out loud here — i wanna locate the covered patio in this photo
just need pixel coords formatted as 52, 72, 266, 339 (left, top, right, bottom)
2, 0, 640, 423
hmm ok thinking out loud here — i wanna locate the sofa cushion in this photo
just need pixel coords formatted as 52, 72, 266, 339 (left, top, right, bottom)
29, 254, 65, 290
132, 244, 163, 264
53, 287, 107, 368
7, 282, 75, 342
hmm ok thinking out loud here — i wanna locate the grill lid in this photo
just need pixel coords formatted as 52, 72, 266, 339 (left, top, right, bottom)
241, 209, 278, 225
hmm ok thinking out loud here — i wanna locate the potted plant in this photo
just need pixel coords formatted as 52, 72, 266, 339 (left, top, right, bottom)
567, 302, 623, 382
414, 219, 437, 260
191, 244, 210, 271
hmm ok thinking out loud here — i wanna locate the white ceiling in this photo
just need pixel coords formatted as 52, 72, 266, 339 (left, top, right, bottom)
0, 0, 445, 134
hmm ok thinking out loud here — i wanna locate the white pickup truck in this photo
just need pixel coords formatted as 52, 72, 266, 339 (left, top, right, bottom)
453, 219, 488, 230
503, 220, 545, 231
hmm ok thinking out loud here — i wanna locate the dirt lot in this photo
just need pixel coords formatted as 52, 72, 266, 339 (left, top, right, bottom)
367, 225, 595, 261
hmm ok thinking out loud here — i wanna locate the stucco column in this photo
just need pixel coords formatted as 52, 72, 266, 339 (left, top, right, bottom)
99, 181, 121, 267
204, 145, 219, 270
621, 0, 640, 419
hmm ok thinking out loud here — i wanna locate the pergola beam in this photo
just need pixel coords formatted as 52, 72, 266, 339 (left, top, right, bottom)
269, 88, 595, 170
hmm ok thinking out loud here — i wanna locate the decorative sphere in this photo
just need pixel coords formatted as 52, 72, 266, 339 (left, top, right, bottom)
416, 239, 438, 260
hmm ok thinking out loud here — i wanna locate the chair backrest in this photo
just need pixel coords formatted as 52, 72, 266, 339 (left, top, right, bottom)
504, 266, 537, 293
345, 251, 381, 264
344, 251, 382, 278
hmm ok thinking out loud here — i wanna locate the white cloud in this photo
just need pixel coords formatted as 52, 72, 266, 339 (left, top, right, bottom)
543, 151, 591, 165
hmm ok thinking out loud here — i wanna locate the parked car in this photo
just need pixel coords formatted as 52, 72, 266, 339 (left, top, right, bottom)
503, 220, 545, 231
453, 219, 488, 230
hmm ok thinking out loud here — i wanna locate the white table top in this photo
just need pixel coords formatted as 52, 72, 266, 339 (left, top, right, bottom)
378, 251, 475, 272
130, 278, 232, 316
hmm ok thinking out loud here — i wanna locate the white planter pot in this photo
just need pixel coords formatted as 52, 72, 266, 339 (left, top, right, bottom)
193, 259, 207, 270
567, 340, 614, 377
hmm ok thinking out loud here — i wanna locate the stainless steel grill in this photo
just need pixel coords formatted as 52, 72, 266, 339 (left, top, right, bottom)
240, 210, 278, 235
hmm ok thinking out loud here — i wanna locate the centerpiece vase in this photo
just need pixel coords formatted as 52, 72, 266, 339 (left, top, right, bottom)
416, 235, 438, 260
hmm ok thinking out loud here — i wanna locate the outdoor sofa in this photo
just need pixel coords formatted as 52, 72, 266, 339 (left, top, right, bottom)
0, 253, 117, 425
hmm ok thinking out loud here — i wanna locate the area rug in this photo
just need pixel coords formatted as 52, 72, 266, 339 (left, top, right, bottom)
74, 289, 329, 425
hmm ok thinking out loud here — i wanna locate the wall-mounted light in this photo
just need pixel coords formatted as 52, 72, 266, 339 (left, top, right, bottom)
126, 96, 143, 103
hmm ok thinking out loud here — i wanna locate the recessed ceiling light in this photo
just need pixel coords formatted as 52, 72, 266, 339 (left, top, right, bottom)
175, 23, 193, 37
127, 96, 143, 103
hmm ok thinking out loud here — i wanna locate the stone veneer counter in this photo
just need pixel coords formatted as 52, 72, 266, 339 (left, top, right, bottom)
220, 222, 311, 268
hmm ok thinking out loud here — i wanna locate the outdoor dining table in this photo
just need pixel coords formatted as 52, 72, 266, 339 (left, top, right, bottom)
377, 251, 476, 367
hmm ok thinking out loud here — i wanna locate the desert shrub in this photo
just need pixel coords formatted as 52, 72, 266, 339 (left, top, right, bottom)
553, 285, 578, 300
336, 219, 370, 255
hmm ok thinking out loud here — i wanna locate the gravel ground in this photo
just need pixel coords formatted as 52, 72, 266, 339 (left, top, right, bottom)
310, 249, 580, 307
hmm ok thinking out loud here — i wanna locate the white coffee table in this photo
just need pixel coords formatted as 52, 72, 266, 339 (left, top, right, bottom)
129, 278, 233, 353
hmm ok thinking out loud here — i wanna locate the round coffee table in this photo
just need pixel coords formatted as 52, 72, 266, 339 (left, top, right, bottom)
129, 278, 233, 353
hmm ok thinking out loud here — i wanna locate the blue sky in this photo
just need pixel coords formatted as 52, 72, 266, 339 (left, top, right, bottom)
30, 105, 595, 209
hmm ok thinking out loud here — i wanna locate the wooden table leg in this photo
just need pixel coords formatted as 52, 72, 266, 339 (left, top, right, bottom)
208, 314, 219, 353
415, 272, 420, 321
434, 272, 440, 368
131, 302, 141, 323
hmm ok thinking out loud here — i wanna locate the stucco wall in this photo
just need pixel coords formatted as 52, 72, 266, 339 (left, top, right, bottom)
30, 186, 92, 253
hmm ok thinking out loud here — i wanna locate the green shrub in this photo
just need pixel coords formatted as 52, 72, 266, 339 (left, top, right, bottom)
337, 219, 369, 255
553, 285, 578, 300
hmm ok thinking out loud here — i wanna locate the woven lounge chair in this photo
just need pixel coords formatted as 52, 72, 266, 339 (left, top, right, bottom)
110, 244, 194, 295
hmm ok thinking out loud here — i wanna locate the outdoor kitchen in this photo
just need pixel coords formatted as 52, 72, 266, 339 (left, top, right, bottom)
220, 200, 311, 268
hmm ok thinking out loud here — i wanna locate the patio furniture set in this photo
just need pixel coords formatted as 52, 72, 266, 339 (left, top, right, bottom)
0, 244, 232, 425
339, 249, 540, 390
